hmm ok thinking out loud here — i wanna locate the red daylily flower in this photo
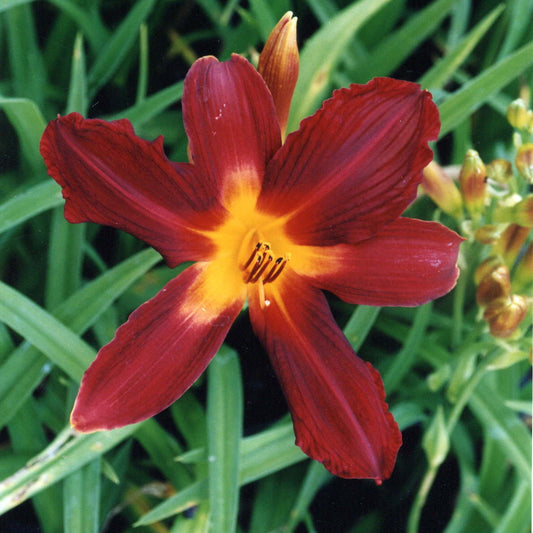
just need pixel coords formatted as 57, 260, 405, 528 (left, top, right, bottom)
40, 49, 462, 482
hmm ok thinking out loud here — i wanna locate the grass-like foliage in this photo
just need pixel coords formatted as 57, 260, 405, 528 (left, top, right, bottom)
0, 1, 531, 532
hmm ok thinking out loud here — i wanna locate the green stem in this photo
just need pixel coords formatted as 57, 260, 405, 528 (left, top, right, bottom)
408, 348, 500, 533
451, 261, 467, 348
452, 239, 483, 349
446, 348, 500, 433
407, 466, 439, 533
136, 23, 149, 104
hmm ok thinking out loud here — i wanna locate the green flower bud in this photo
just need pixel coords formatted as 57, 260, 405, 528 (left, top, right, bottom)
486, 158, 513, 184
422, 407, 450, 468
493, 196, 533, 228
506, 99, 529, 130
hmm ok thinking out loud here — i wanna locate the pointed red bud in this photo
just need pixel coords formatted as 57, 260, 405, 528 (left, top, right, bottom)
258, 12, 299, 141
459, 150, 487, 219
421, 161, 463, 218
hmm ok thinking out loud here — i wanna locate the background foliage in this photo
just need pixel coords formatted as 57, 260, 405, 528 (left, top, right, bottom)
0, 0, 531, 532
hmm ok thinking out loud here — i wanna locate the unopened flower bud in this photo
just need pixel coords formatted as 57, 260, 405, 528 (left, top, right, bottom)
486, 159, 513, 184
459, 150, 486, 219
258, 12, 299, 141
506, 99, 529, 130
492, 223, 530, 267
474, 225, 501, 245
427, 365, 451, 392
474, 255, 504, 285
515, 143, 533, 183
513, 242, 533, 293
421, 161, 463, 218
487, 348, 530, 370
447, 354, 475, 403
483, 295, 528, 338
476, 265, 511, 306
422, 407, 449, 468
494, 196, 533, 227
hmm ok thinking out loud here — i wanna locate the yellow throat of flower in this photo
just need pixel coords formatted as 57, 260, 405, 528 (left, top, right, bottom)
203, 191, 296, 310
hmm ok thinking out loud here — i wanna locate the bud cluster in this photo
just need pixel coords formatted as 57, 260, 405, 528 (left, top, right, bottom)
506, 98, 533, 134
474, 226, 530, 338
421, 92, 533, 340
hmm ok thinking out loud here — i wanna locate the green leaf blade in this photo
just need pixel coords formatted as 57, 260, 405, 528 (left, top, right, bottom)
0, 181, 62, 235
288, 0, 393, 131
439, 39, 533, 137
87, 0, 156, 96
207, 346, 243, 533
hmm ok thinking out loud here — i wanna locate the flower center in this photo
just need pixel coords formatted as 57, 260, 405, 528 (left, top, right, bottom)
237, 228, 291, 309
240, 241, 290, 284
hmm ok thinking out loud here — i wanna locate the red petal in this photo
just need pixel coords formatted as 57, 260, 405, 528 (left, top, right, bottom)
249, 271, 401, 481
183, 55, 281, 204
40, 113, 223, 267
71, 263, 244, 432
258, 78, 439, 245
298, 218, 463, 307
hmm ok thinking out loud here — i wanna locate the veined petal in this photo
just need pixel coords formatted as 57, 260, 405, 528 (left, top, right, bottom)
40, 113, 223, 267
71, 263, 245, 432
249, 271, 401, 481
183, 54, 281, 204
296, 218, 463, 306
258, 78, 440, 245
257, 12, 299, 140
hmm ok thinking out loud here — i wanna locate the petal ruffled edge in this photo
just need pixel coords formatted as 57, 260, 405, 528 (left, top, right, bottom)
258, 78, 440, 246
71, 263, 245, 432
40, 113, 223, 266
249, 270, 401, 481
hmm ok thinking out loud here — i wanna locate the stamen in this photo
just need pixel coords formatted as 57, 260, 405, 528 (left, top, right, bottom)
240, 238, 290, 285
238, 228, 262, 270
267, 261, 287, 283
263, 257, 284, 283
249, 253, 274, 283
241, 242, 262, 270
263, 253, 291, 283
244, 253, 263, 283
